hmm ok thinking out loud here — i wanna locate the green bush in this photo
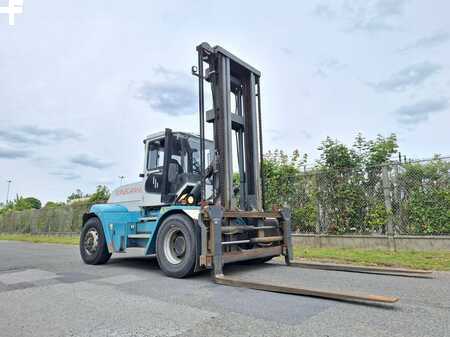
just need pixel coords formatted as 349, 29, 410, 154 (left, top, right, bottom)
261, 149, 449, 235
0, 203, 92, 233
399, 158, 450, 235
0, 196, 42, 215
262, 150, 317, 231
88, 185, 110, 203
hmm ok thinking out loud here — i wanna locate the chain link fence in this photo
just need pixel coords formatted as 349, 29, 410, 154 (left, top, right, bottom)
0, 157, 449, 237
0, 203, 91, 234
268, 157, 450, 235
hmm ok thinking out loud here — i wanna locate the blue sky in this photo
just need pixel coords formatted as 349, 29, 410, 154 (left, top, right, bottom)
1, 0, 449, 203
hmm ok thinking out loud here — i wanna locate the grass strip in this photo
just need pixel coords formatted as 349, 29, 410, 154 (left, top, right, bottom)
294, 246, 450, 271
0, 233, 79, 245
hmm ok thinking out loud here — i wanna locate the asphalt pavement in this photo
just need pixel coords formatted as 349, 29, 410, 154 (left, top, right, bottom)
0, 240, 449, 337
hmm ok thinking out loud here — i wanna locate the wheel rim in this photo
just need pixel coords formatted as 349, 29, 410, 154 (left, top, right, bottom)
163, 227, 186, 265
84, 228, 99, 256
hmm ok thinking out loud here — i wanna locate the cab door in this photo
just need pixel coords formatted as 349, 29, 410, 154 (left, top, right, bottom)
142, 137, 165, 206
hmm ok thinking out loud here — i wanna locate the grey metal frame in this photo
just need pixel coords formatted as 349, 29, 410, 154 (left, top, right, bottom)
194, 42, 287, 277
195, 42, 263, 211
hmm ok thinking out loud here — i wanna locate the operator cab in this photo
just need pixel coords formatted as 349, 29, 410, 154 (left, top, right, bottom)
142, 129, 214, 206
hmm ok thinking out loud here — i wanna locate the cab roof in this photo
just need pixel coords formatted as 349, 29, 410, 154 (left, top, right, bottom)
144, 131, 212, 144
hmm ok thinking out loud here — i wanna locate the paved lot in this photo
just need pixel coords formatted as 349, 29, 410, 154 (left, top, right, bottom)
0, 241, 449, 337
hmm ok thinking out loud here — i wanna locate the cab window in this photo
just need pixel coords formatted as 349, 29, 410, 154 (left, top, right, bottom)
147, 140, 164, 170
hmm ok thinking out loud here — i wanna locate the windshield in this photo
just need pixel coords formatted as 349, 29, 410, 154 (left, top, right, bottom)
187, 136, 214, 175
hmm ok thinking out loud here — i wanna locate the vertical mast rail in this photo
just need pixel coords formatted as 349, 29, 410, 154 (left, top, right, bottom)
215, 54, 234, 209
256, 79, 265, 209
197, 48, 206, 201
236, 92, 246, 208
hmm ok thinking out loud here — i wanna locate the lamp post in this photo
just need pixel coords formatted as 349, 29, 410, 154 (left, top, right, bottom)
118, 176, 125, 186
5, 179, 12, 204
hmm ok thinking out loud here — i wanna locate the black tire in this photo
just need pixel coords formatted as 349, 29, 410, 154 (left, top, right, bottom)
80, 217, 112, 265
156, 214, 197, 278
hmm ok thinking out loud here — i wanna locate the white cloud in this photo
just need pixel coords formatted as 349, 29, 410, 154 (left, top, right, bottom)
368, 62, 441, 92
70, 154, 112, 169
0, 147, 32, 159
399, 31, 450, 53
135, 66, 196, 116
0, 125, 82, 146
314, 0, 410, 32
394, 98, 448, 126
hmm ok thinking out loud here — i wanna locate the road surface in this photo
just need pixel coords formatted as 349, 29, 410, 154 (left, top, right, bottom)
0, 241, 449, 337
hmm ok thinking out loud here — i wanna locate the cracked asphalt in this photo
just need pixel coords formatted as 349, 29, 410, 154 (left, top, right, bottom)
0, 241, 449, 337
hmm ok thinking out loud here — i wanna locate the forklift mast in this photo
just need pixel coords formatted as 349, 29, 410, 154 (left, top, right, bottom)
195, 42, 264, 211
190, 44, 430, 304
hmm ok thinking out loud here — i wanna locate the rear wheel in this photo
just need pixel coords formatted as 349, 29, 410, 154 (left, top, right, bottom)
80, 217, 111, 265
156, 214, 197, 278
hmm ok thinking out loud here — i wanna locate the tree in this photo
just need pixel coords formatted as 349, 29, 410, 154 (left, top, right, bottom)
9, 196, 42, 211
44, 201, 65, 208
0, 202, 13, 215
310, 134, 400, 233
88, 185, 111, 203
317, 137, 360, 171
351, 133, 398, 167
23, 197, 42, 209
367, 134, 398, 166
67, 189, 86, 203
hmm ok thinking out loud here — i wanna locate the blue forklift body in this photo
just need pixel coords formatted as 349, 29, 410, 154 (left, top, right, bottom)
86, 204, 200, 256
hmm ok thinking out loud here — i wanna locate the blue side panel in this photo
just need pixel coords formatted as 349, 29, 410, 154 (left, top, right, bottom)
89, 204, 140, 253
88, 203, 200, 255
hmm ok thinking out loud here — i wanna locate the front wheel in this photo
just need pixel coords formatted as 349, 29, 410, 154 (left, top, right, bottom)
156, 214, 197, 278
80, 217, 111, 265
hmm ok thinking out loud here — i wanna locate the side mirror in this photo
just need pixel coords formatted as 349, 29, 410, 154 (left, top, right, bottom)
139, 173, 145, 178
168, 163, 178, 183
191, 65, 198, 77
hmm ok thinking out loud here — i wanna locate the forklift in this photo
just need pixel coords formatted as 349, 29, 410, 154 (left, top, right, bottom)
80, 42, 431, 304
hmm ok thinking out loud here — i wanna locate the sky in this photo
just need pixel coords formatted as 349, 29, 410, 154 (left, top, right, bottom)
0, 0, 449, 203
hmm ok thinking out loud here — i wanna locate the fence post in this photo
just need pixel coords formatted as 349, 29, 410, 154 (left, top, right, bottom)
382, 164, 395, 250
392, 162, 400, 235
314, 173, 321, 234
